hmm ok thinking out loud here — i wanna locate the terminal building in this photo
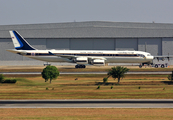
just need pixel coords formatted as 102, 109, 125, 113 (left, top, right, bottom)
0, 21, 173, 66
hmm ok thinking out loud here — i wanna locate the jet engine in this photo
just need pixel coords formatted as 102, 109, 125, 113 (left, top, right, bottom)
90, 59, 105, 66
73, 57, 88, 64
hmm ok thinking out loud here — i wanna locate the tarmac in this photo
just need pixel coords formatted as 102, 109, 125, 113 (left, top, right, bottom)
0, 99, 173, 108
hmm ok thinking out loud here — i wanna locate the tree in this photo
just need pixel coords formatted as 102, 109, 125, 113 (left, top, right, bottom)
103, 77, 108, 83
107, 66, 129, 83
167, 71, 173, 82
0, 74, 4, 83
41, 66, 59, 83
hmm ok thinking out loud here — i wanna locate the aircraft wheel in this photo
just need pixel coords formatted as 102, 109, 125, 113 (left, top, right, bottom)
79, 65, 83, 68
75, 65, 79, 68
161, 64, 165, 68
81, 65, 86, 68
75, 65, 86, 68
80, 65, 86, 68
155, 64, 158, 68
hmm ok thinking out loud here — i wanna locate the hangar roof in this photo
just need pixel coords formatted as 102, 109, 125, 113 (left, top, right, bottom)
0, 21, 173, 38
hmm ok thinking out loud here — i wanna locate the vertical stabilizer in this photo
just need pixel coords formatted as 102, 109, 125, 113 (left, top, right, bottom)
9, 31, 36, 50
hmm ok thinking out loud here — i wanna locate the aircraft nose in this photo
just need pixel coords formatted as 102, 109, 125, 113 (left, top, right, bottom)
150, 56, 154, 60
146, 56, 154, 60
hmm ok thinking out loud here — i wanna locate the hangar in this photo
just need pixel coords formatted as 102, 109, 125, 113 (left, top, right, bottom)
0, 21, 173, 65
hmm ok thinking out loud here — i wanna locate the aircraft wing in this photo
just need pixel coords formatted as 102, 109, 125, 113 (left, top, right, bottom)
48, 51, 76, 59
48, 51, 106, 60
154, 55, 173, 61
154, 55, 173, 58
6, 49, 27, 55
6, 49, 19, 54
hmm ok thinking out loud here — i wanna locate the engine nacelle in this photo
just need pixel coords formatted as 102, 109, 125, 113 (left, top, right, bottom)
91, 59, 105, 66
74, 57, 88, 64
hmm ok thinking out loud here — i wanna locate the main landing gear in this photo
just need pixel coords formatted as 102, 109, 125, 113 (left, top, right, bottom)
75, 64, 86, 68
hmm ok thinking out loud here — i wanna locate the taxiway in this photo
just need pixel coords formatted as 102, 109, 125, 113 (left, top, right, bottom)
0, 99, 173, 108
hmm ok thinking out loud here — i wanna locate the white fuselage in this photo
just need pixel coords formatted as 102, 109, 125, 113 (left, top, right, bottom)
10, 49, 154, 64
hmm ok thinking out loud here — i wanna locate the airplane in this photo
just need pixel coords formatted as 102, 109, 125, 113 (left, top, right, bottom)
7, 30, 155, 68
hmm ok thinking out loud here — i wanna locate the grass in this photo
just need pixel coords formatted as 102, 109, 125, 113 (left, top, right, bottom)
0, 67, 173, 119
0, 74, 173, 99
0, 108, 173, 120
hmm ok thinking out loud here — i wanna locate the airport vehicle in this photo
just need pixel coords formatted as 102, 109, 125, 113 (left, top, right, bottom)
7, 31, 155, 68
152, 57, 170, 68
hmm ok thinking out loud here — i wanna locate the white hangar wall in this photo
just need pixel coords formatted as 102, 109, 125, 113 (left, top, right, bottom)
162, 38, 173, 55
138, 38, 162, 56
116, 39, 138, 51
69, 39, 115, 50
46, 39, 69, 50
0, 38, 22, 61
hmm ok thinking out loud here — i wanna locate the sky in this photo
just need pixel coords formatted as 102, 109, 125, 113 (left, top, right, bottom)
0, 0, 173, 25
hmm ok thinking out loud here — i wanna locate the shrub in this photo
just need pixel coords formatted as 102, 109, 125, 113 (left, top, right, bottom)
97, 85, 100, 89
168, 74, 173, 81
0, 74, 4, 82
168, 71, 173, 81
111, 86, 113, 89
103, 77, 108, 83
1, 79, 17, 83
138, 86, 141, 89
46, 87, 49, 90
11, 79, 17, 83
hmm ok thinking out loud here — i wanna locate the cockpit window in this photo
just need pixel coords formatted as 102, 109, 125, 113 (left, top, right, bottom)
137, 54, 145, 58
147, 54, 151, 56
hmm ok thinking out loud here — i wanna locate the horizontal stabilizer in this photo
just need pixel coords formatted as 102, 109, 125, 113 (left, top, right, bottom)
6, 49, 19, 54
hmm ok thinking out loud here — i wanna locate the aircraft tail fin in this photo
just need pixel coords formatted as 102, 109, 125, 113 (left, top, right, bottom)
9, 31, 36, 50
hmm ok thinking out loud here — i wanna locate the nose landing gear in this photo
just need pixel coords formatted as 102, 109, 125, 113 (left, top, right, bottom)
139, 63, 150, 68
139, 65, 142, 68
139, 63, 145, 68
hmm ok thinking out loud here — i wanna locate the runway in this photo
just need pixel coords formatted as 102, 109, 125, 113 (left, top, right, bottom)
1, 99, 173, 108
0, 71, 172, 75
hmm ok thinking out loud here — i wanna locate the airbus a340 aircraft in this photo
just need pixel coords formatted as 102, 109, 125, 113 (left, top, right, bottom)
7, 31, 154, 68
